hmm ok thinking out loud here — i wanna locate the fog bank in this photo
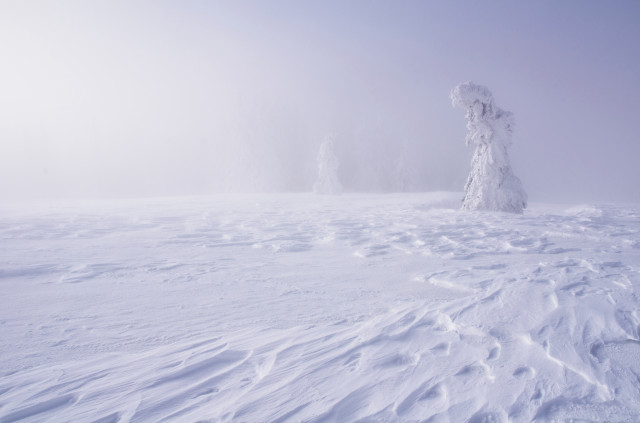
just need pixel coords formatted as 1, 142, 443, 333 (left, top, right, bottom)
1, 1, 639, 202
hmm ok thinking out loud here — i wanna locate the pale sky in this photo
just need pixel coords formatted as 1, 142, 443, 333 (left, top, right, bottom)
1, 1, 639, 201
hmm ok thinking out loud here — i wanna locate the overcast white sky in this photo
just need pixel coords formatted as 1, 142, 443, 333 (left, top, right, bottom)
1, 1, 639, 202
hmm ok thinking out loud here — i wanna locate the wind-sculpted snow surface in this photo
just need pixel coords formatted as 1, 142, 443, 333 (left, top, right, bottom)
451, 82, 527, 213
1, 193, 639, 422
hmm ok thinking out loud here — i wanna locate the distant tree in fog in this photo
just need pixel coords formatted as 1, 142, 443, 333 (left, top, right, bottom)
392, 143, 418, 192
450, 82, 527, 213
313, 134, 342, 195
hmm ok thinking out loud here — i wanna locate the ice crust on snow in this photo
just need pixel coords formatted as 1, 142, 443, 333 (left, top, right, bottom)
451, 82, 528, 213
313, 134, 342, 195
1, 193, 640, 422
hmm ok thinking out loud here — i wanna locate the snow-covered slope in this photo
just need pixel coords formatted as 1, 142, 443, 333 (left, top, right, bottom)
1, 193, 639, 422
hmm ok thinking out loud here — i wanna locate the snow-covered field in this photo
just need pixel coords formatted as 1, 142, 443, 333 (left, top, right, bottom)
1, 192, 639, 422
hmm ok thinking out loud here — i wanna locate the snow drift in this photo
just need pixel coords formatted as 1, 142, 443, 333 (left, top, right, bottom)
1, 193, 639, 422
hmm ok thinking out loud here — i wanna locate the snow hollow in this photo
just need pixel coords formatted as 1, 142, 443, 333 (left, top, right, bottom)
1, 193, 640, 422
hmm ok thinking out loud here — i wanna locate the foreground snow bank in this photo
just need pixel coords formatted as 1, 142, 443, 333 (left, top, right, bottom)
1, 193, 639, 422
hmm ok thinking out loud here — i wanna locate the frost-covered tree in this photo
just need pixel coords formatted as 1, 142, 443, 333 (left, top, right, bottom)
313, 134, 342, 195
392, 142, 418, 192
450, 82, 527, 213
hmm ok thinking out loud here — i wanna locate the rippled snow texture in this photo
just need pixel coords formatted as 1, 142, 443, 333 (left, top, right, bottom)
1, 193, 639, 422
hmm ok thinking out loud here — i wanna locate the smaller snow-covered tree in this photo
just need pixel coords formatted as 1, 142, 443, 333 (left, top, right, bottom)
450, 82, 527, 213
392, 143, 418, 192
313, 134, 342, 195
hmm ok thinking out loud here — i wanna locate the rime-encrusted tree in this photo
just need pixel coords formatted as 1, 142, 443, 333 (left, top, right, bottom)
313, 134, 342, 195
450, 82, 527, 213
392, 143, 417, 192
